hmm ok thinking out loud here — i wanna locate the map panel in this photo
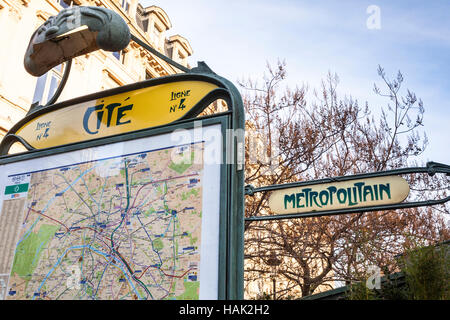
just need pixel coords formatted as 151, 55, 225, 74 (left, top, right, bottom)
0, 142, 206, 300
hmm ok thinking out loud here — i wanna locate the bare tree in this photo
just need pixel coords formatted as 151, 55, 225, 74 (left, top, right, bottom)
242, 61, 449, 299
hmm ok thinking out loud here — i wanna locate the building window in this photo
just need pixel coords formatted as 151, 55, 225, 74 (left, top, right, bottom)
56, 0, 78, 8
112, 51, 120, 60
102, 71, 122, 90
142, 19, 149, 32
150, 24, 161, 47
121, 0, 130, 13
178, 51, 185, 63
112, 50, 126, 64
32, 64, 64, 105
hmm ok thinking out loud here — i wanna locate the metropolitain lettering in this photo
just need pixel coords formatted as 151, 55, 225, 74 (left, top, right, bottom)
284, 182, 391, 210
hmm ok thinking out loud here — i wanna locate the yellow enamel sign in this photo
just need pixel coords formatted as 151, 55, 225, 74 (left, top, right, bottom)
16, 81, 219, 149
268, 176, 410, 215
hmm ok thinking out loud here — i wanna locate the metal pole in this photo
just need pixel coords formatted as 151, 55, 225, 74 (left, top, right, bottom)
45, 60, 72, 106
273, 278, 276, 300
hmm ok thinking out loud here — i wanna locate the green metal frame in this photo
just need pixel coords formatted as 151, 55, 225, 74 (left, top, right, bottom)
245, 162, 450, 221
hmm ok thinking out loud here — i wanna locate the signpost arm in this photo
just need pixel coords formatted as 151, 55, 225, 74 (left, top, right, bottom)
245, 162, 450, 195
130, 34, 190, 73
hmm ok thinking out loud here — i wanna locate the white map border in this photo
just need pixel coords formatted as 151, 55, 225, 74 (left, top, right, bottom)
0, 123, 222, 300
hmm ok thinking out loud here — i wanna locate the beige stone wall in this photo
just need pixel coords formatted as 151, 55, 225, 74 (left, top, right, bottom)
0, 0, 192, 148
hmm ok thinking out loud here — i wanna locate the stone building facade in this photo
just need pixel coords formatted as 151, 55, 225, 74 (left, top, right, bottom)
0, 0, 193, 148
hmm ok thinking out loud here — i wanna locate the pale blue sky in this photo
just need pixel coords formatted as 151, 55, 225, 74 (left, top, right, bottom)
143, 0, 450, 165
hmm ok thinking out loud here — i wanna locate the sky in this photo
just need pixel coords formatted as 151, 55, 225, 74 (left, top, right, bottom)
143, 0, 450, 165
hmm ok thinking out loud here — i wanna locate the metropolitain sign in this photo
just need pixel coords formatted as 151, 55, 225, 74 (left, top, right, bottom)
8, 76, 221, 150
268, 176, 410, 215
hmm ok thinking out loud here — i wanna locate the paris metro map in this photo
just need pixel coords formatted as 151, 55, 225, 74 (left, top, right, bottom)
0, 140, 210, 300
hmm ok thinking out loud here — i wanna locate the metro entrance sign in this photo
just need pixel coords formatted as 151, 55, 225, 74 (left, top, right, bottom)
0, 6, 244, 300
245, 163, 450, 221
269, 175, 410, 215
5, 77, 221, 149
